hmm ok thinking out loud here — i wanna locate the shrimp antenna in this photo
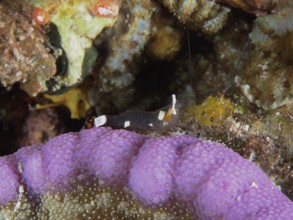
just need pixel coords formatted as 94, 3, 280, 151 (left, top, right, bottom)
186, 28, 192, 86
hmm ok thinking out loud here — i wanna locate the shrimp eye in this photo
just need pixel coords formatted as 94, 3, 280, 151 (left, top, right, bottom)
92, 0, 119, 18
84, 116, 96, 129
33, 7, 50, 25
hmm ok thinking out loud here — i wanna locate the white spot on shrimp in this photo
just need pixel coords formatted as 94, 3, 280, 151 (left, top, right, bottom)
124, 121, 131, 128
171, 94, 177, 115
158, 111, 166, 121
94, 115, 107, 127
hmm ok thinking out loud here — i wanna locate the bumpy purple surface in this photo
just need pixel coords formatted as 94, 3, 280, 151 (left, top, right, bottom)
0, 127, 293, 219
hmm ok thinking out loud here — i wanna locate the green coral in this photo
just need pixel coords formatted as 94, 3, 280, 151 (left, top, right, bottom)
49, 1, 117, 91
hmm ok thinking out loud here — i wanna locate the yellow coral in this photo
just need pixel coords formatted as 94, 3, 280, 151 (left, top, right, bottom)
187, 96, 234, 126
36, 87, 91, 119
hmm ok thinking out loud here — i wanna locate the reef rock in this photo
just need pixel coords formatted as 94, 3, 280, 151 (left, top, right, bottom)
0, 0, 56, 96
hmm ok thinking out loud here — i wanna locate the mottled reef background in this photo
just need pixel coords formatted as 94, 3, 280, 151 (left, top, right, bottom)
0, 0, 292, 209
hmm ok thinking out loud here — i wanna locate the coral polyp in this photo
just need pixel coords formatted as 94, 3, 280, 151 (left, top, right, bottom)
32, 7, 50, 25
92, 0, 120, 18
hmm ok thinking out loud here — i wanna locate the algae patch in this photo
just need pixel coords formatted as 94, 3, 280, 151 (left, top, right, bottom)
187, 96, 235, 127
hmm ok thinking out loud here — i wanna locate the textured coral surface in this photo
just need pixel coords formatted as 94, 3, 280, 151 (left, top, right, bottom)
0, 127, 293, 219
161, 0, 230, 34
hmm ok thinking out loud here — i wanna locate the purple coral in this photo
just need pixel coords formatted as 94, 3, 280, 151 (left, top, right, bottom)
0, 127, 293, 219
